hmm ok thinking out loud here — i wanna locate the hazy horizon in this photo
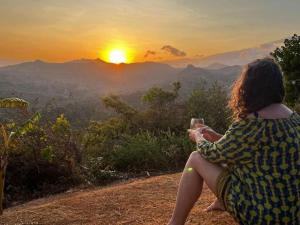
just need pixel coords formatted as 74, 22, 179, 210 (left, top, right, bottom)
0, 37, 287, 68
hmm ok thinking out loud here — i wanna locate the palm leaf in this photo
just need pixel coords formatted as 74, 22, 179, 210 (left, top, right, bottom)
15, 112, 42, 136
0, 125, 9, 149
0, 98, 29, 110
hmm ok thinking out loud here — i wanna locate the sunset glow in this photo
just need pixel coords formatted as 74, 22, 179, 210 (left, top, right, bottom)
0, 1, 299, 65
109, 49, 126, 64
101, 44, 134, 64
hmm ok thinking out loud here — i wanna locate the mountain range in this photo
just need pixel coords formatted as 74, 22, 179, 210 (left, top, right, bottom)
0, 58, 243, 126
0, 38, 283, 102
0, 59, 242, 105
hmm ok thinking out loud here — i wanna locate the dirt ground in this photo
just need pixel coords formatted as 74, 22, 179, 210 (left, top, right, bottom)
0, 173, 237, 225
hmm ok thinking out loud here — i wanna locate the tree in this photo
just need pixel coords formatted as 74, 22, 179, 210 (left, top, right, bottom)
271, 34, 300, 106
141, 82, 183, 132
187, 82, 231, 133
0, 98, 29, 214
51, 114, 80, 173
142, 81, 181, 109
102, 95, 137, 120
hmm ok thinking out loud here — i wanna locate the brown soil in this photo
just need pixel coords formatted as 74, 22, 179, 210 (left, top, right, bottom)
0, 173, 238, 225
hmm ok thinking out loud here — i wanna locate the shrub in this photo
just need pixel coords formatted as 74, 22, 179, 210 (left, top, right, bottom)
5, 114, 81, 207
108, 130, 194, 172
83, 118, 128, 160
82, 82, 230, 177
187, 82, 231, 133
82, 157, 120, 185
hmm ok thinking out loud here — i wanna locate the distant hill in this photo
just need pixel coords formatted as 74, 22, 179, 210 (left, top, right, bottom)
0, 59, 177, 94
204, 63, 228, 70
0, 59, 241, 112
177, 64, 241, 90
1, 59, 176, 92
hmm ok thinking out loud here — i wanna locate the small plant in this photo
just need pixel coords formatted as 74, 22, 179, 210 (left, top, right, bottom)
0, 98, 31, 214
83, 157, 120, 184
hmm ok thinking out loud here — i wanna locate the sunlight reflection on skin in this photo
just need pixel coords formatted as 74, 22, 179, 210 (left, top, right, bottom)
185, 167, 193, 173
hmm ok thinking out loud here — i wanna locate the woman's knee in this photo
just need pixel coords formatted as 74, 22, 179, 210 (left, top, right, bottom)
188, 151, 204, 166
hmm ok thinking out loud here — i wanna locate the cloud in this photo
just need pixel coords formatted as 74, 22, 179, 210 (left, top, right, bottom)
163, 37, 290, 67
161, 45, 186, 57
144, 50, 156, 58
259, 39, 284, 50
194, 54, 204, 58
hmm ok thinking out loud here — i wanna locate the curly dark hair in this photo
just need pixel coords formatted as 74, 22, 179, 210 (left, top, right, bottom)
229, 58, 285, 120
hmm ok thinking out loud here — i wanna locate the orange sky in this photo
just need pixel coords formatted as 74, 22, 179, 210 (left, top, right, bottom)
0, 0, 299, 64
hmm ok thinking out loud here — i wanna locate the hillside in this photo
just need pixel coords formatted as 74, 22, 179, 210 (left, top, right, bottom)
0, 59, 241, 126
0, 59, 241, 113
0, 59, 241, 102
0, 173, 237, 225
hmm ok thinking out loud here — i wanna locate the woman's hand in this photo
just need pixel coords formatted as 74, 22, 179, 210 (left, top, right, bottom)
188, 129, 197, 142
201, 127, 223, 142
188, 127, 205, 143
188, 125, 223, 143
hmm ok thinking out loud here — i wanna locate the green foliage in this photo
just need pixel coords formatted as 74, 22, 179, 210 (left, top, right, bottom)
111, 131, 165, 171
41, 146, 55, 163
295, 103, 300, 114
102, 95, 137, 120
187, 82, 231, 133
83, 81, 230, 180
138, 82, 186, 133
271, 34, 300, 106
142, 81, 181, 109
0, 98, 29, 111
0, 97, 29, 214
3, 80, 232, 206
15, 112, 42, 137
5, 114, 80, 208
83, 118, 128, 160
52, 114, 71, 136
83, 157, 120, 184
0, 98, 34, 155
109, 130, 193, 172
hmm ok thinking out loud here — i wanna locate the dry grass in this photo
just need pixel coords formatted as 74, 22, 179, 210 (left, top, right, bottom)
0, 173, 237, 225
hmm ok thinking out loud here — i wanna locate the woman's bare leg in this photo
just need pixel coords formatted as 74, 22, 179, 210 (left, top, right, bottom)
168, 151, 224, 225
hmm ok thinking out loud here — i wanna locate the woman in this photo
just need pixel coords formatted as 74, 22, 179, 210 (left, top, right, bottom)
168, 58, 300, 225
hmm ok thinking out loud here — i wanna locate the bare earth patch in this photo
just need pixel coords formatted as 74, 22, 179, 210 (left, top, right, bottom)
0, 173, 237, 225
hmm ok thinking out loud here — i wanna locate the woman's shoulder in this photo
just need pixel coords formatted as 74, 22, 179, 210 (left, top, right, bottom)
251, 104, 296, 119
229, 111, 300, 133
227, 118, 259, 134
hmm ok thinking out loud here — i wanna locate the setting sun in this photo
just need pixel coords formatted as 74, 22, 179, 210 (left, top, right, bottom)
109, 49, 126, 64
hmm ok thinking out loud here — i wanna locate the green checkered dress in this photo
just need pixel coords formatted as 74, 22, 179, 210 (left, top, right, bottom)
197, 112, 300, 225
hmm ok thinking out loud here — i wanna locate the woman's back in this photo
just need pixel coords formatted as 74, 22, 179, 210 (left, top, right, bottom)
225, 111, 300, 225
